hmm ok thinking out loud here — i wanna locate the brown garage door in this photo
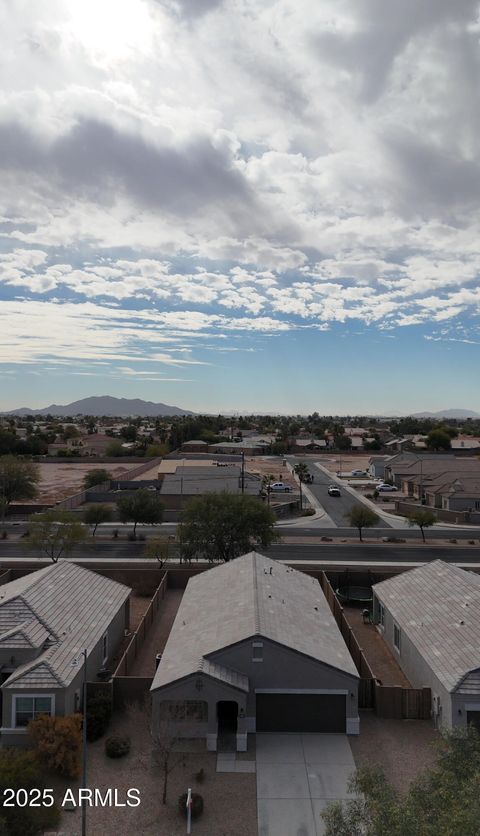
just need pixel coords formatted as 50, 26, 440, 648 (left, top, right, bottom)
256, 693, 346, 733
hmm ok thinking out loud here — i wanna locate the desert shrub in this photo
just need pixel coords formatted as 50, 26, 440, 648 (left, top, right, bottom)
86, 689, 112, 741
195, 767, 205, 783
0, 748, 61, 836
28, 713, 82, 778
178, 792, 204, 819
301, 508, 315, 516
105, 735, 131, 758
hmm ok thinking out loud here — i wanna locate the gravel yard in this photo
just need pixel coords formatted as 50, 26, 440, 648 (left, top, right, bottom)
14, 461, 142, 507
350, 712, 438, 793
54, 712, 257, 836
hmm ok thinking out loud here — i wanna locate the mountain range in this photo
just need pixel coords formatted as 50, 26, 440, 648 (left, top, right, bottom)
410, 409, 480, 419
2, 396, 194, 417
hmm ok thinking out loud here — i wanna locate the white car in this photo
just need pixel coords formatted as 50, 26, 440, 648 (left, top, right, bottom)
269, 482, 291, 492
377, 483, 397, 492
328, 485, 341, 497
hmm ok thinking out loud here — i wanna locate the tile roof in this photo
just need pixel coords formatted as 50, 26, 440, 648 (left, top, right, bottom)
0, 562, 130, 690
373, 560, 480, 692
152, 552, 358, 692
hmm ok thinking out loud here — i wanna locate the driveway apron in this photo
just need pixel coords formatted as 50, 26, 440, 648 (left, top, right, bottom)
256, 733, 356, 836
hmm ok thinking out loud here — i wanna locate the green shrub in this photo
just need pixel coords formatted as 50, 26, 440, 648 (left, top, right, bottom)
178, 792, 204, 819
105, 735, 131, 758
0, 748, 61, 836
86, 690, 112, 741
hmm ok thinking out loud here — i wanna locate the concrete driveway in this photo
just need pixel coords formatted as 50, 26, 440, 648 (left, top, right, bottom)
256, 733, 356, 836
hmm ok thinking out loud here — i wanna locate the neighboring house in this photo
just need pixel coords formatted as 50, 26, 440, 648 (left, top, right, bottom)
367, 456, 391, 479
451, 436, 480, 450
158, 465, 262, 508
0, 562, 130, 747
373, 561, 480, 729
181, 440, 209, 453
291, 438, 328, 452
151, 552, 359, 751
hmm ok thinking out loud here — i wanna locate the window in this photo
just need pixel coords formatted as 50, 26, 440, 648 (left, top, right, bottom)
393, 623, 401, 653
14, 696, 52, 727
252, 642, 263, 662
102, 632, 108, 664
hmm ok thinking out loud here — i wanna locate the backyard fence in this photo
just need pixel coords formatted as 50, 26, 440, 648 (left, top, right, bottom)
114, 572, 169, 677
319, 572, 431, 719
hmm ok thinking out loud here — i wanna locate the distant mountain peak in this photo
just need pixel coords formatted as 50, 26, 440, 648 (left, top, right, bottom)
410, 408, 480, 419
2, 395, 194, 417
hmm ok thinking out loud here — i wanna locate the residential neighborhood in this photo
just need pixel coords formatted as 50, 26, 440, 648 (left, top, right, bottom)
1, 405, 480, 834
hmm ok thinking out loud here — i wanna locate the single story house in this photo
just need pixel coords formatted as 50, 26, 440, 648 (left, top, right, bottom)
291, 438, 328, 452
373, 560, 480, 729
367, 456, 391, 479
0, 562, 130, 746
151, 552, 359, 751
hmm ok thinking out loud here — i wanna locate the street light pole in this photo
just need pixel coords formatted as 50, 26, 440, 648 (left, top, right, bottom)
72, 649, 88, 836
81, 647, 87, 836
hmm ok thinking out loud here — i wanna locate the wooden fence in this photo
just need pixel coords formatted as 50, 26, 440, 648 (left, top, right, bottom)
319, 572, 431, 719
114, 572, 168, 677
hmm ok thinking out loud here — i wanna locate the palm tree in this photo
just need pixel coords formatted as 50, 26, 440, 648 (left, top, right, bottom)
293, 462, 309, 510
261, 474, 275, 505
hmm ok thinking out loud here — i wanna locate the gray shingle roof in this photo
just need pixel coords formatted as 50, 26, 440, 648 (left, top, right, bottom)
373, 560, 480, 692
152, 552, 358, 692
0, 561, 130, 689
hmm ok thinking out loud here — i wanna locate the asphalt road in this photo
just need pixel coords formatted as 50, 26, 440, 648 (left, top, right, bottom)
279, 526, 480, 540
293, 459, 393, 528
2, 541, 479, 564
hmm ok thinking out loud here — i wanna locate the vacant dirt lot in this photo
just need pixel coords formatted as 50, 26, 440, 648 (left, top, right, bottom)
22, 462, 143, 505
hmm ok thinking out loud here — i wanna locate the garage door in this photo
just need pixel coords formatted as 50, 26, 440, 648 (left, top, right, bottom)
256, 693, 346, 733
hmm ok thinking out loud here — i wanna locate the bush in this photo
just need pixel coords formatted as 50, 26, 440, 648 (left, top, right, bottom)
28, 714, 82, 778
105, 735, 131, 758
127, 531, 137, 541
86, 690, 112, 741
0, 748, 61, 836
178, 792, 204, 819
301, 508, 315, 516
1, 530, 7, 539
195, 767, 205, 783
112, 528, 119, 538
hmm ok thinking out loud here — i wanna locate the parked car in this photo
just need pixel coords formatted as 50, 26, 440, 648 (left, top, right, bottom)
269, 482, 291, 492
328, 485, 341, 497
351, 470, 367, 476
377, 483, 397, 492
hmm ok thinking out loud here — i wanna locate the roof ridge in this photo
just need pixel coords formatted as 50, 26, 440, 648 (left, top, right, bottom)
252, 553, 261, 634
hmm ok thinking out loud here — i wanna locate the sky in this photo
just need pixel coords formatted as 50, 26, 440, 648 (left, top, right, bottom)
0, 0, 479, 415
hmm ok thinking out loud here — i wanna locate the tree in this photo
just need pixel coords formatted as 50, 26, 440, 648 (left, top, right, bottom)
144, 534, 176, 568
335, 434, 352, 450
84, 504, 113, 535
345, 505, 380, 542
0, 455, 40, 517
61, 425, 79, 442
293, 462, 309, 510
261, 473, 276, 505
406, 509, 437, 543
178, 492, 278, 563
323, 726, 480, 836
83, 468, 112, 489
120, 424, 138, 442
27, 509, 87, 562
117, 488, 164, 535
105, 440, 125, 457
127, 698, 198, 805
0, 747, 61, 835
28, 714, 82, 779
426, 429, 451, 451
